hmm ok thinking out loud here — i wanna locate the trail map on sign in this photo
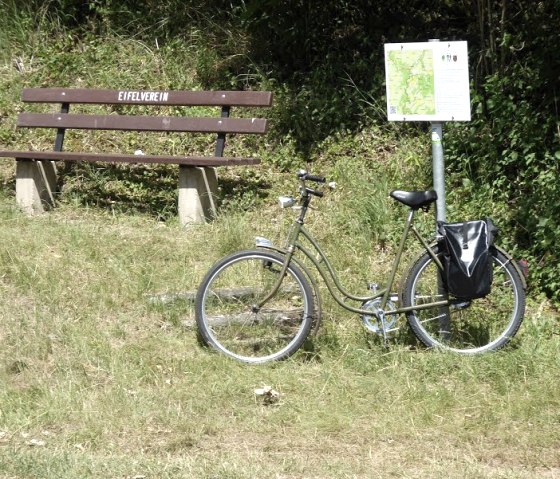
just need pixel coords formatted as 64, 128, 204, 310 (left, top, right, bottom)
386, 49, 436, 116
384, 42, 471, 122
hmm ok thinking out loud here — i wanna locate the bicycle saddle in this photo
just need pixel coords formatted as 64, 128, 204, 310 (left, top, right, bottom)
390, 190, 438, 209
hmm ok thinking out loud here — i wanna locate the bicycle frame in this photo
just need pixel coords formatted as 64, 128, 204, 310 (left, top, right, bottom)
196, 171, 528, 360
256, 192, 450, 318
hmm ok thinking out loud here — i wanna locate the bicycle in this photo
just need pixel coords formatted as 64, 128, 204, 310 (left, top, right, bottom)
195, 170, 526, 363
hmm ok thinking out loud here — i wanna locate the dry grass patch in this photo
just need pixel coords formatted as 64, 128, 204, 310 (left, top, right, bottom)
0, 192, 558, 479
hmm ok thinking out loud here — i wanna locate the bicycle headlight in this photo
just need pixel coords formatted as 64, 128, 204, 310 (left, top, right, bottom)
278, 196, 296, 208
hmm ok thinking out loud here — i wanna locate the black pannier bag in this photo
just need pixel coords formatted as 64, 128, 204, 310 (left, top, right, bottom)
438, 219, 498, 300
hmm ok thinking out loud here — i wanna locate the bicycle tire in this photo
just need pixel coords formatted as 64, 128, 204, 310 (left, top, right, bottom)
195, 250, 315, 363
402, 245, 525, 353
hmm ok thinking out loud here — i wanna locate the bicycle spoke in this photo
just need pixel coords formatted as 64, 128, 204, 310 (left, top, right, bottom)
196, 251, 314, 363
418, 313, 447, 325
403, 246, 525, 353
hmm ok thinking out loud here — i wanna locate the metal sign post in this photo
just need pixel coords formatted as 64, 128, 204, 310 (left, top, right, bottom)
431, 120, 451, 336
431, 122, 446, 226
428, 41, 450, 336
428, 39, 446, 228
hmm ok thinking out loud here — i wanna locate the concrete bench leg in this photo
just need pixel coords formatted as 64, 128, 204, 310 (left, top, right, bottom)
178, 166, 218, 225
15, 159, 58, 214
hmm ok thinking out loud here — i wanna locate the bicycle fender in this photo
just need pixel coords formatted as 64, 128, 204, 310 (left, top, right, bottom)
495, 245, 528, 290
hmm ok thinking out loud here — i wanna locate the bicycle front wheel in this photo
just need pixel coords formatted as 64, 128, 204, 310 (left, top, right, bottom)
195, 250, 315, 363
402, 246, 525, 353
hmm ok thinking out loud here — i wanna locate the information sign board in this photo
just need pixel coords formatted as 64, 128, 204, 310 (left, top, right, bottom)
384, 41, 471, 121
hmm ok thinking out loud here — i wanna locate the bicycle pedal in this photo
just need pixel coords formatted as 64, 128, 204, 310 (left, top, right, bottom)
451, 300, 471, 311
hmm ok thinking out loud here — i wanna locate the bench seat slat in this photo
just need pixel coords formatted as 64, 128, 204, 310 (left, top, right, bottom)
22, 88, 273, 107
0, 151, 260, 166
17, 113, 268, 134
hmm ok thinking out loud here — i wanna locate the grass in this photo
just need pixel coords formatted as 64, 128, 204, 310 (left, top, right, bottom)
0, 186, 558, 478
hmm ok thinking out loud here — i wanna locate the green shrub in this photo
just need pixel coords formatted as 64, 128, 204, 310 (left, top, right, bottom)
445, 64, 560, 301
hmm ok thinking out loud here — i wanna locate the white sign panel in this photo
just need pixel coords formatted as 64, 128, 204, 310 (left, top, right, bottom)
384, 41, 471, 121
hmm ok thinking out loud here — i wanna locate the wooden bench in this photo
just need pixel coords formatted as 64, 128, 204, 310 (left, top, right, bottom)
0, 88, 272, 224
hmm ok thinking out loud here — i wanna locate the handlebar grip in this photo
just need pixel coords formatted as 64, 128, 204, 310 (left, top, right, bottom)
297, 170, 326, 183
306, 174, 326, 184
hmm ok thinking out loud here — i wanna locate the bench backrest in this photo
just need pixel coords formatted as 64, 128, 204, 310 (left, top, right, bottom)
18, 88, 273, 156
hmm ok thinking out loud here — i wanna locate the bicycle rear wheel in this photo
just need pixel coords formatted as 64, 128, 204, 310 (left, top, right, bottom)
402, 246, 525, 353
195, 250, 315, 363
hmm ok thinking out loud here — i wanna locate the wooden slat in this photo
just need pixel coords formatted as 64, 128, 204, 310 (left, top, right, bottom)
17, 113, 268, 134
21, 88, 273, 107
0, 151, 260, 166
